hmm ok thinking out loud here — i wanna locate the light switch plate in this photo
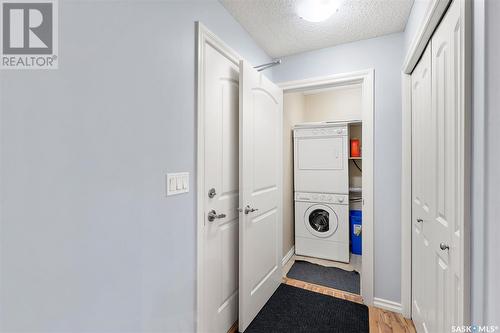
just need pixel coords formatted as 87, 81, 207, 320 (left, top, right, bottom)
166, 172, 189, 196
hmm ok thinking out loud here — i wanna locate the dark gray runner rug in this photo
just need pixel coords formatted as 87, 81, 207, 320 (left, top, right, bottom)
243, 284, 369, 333
287, 260, 360, 294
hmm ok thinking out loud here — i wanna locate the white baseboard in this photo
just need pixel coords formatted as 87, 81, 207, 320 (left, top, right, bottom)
373, 297, 402, 313
282, 246, 295, 266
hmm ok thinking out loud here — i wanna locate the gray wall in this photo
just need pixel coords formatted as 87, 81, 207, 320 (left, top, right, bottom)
403, 0, 431, 54
272, 33, 405, 303
484, 0, 500, 325
0, 1, 271, 332
472, 0, 487, 324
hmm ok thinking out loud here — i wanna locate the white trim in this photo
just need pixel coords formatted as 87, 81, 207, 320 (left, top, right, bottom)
196, 22, 242, 333
278, 69, 375, 306
282, 246, 295, 267
400, 0, 472, 323
402, 0, 451, 74
373, 298, 403, 314
302, 83, 363, 95
400, 73, 412, 318
279, 70, 369, 91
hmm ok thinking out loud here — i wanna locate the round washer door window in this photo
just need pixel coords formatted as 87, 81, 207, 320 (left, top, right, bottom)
304, 205, 338, 238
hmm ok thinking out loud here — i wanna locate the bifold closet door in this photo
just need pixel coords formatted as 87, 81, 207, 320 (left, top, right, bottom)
238, 60, 283, 332
429, 0, 463, 330
411, 43, 433, 333
411, 0, 465, 331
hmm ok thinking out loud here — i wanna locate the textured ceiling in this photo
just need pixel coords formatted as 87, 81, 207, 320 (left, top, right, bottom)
220, 0, 414, 57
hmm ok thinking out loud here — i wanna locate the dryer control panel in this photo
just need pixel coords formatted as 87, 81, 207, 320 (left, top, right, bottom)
294, 125, 348, 138
295, 192, 348, 205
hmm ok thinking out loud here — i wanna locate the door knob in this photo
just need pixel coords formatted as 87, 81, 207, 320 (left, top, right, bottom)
440, 242, 450, 251
244, 205, 258, 215
207, 209, 226, 222
416, 218, 423, 223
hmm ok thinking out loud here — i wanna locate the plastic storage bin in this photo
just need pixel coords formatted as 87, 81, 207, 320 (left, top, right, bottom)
350, 210, 362, 255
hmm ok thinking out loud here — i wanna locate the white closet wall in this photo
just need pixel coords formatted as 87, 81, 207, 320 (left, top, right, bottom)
304, 85, 362, 122
283, 92, 306, 256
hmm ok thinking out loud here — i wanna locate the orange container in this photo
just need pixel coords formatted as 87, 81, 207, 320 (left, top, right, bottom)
350, 139, 361, 157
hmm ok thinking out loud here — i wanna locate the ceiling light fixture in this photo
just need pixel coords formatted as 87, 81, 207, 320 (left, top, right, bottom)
296, 0, 340, 23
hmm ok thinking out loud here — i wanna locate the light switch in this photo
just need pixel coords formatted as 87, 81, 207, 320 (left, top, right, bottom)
167, 172, 189, 196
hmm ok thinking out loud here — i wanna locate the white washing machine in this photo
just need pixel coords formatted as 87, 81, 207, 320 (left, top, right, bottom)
295, 192, 349, 263
294, 123, 349, 194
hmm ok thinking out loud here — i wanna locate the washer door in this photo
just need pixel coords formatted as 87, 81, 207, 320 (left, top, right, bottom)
304, 204, 339, 238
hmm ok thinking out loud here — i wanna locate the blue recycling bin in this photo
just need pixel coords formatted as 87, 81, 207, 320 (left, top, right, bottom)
350, 210, 362, 255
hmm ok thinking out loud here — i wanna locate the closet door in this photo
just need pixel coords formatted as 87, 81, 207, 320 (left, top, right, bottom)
411, 43, 433, 333
429, 0, 463, 330
411, 0, 465, 331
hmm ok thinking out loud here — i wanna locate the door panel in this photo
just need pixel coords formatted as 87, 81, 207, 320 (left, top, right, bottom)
248, 211, 278, 293
411, 0, 464, 331
203, 43, 239, 333
435, 255, 449, 333
239, 60, 283, 332
430, 0, 461, 329
252, 90, 279, 191
411, 43, 432, 333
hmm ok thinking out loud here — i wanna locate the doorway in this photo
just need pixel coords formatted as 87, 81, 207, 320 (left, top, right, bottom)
279, 71, 374, 305
196, 22, 375, 333
196, 22, 283, 333
281, 85, 363, 298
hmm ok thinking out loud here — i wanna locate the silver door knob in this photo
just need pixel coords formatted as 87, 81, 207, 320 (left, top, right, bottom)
244, 205, 258, 215
207, 209, 226, 222
416, 218, 423, 223
440, 243, 450, 251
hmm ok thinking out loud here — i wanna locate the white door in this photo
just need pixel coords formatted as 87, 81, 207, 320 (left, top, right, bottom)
202, 43, 240, 333
411, 0, 464, 331
411, 43, 433, 333
238, 60, 283, 332
429, 0, 462, 330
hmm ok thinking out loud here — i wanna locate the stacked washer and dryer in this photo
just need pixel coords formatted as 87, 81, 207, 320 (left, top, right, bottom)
294, 122, 350, 263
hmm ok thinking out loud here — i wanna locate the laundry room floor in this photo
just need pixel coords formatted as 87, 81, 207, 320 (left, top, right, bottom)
283, 254, 362, 277
281, 277, 416, 333
230, 273, 416, 333
234, 254, 417, 333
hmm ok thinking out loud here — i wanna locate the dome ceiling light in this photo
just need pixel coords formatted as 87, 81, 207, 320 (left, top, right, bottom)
296, 0, 341, 23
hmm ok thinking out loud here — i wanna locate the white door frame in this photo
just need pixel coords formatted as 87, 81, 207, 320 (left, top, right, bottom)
278, 69, 375, 306
400, 0, 472, 321
196, 22, 242, 333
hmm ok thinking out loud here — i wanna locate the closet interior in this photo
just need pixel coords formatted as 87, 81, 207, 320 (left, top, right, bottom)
282, 84, 364, 296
